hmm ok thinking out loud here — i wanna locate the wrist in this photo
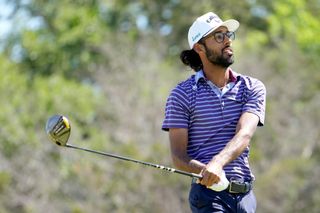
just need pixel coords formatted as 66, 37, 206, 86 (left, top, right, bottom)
189, 159, 205, 173
209, 156, 225, 168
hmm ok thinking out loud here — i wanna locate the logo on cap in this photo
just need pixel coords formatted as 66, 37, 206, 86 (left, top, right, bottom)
206, 15, 221, 24
192, 33, 201, 42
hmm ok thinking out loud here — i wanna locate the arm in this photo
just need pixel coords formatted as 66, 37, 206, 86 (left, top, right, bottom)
168, 128, 205, 174
200, 112, 260, 186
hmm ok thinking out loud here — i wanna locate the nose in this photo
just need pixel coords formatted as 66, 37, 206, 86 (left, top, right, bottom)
224, 36, 232, 46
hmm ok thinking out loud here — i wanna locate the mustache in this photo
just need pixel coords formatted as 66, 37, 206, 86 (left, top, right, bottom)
222, 46, 232, 52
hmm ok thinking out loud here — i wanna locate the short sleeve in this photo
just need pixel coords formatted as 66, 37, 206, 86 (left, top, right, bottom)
162, 86, 190, 131
242, 79, 266, 126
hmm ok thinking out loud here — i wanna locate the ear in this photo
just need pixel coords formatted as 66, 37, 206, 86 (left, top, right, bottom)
193, 43, 205, 54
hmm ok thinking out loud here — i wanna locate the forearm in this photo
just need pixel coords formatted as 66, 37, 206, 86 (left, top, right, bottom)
169, 128, 205, 174
171, 154, 205, 174
211, 129, 252, 167
211, 113, 259, 167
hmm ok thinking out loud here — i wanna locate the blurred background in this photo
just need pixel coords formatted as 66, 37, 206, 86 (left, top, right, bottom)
0, 0, 319, 212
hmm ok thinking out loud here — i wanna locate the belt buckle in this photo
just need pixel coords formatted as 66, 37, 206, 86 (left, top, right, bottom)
228, 179, 249, 194
228, 181, 239, 193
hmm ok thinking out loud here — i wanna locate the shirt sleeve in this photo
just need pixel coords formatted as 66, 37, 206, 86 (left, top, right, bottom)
162, 86, 190, 131
242, 79, 266, 126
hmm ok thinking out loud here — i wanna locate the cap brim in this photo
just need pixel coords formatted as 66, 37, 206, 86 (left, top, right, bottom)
204, 19, 239, 37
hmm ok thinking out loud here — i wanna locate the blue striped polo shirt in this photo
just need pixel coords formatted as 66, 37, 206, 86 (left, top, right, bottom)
162, 69, 266, 181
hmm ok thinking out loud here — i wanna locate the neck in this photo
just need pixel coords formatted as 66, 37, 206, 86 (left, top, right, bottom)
203, 63, 230, 88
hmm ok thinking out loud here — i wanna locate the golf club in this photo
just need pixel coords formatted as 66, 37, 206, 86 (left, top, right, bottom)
45, 114, 229, 191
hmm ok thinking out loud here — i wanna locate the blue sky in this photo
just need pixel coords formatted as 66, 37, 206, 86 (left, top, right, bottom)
0, 0, 13, 39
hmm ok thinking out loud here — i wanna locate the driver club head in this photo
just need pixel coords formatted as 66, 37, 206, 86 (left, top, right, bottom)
46, 115, 71, 146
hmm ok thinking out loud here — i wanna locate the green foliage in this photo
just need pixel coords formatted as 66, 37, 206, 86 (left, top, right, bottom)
0, 56, 30, 157
0, 52, 110, 212
268, 0, 320, 57
6, 0, 107, 78
0, 172, 11, 192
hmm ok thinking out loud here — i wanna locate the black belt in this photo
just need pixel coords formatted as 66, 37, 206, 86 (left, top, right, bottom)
191, 178, 252, 194
228, 179, 252, 194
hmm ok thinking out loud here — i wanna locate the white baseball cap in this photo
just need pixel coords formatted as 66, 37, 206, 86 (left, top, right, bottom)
188, 12, 240, 49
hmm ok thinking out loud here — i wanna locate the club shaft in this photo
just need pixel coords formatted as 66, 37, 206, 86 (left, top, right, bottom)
65, 144, 201, 179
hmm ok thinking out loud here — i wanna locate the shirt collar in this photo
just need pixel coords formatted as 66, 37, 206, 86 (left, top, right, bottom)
195, 69, 239, 84
195, 70, 205, 84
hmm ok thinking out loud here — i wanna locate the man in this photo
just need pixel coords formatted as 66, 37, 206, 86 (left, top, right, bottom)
162, 12, 266, 213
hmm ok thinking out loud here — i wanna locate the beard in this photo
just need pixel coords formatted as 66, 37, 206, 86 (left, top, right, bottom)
203, 44, 234, 68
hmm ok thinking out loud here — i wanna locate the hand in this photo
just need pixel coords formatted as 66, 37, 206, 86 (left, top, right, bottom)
199, 161, 224, 187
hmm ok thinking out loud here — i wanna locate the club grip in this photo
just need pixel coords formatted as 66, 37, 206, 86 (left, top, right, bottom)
197, 171, 229, 192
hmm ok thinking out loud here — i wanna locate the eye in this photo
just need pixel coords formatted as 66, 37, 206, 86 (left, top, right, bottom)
214, 32, 224, 42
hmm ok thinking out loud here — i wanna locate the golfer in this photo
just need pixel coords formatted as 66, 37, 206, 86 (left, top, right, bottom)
162, 12, 266, 213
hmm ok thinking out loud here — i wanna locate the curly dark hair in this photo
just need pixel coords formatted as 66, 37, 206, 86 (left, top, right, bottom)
180, 49, 203, 72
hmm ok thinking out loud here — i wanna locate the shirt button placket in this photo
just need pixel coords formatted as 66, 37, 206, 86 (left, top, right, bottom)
221, 98, 225, 119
